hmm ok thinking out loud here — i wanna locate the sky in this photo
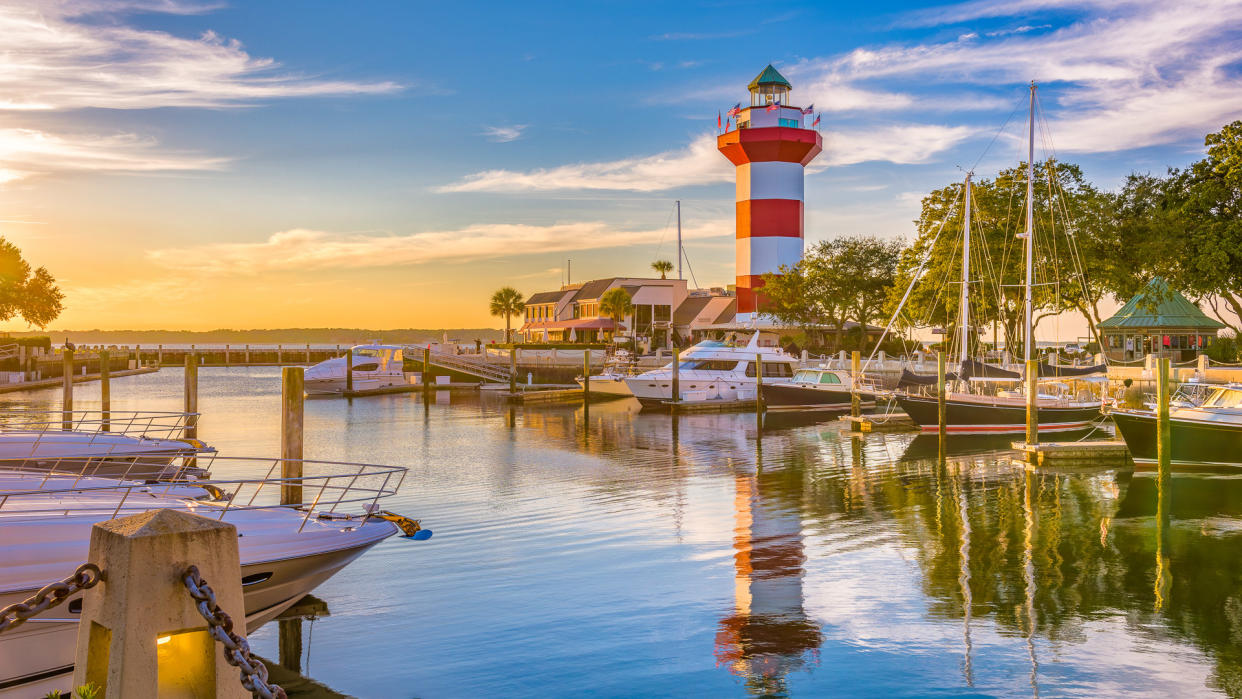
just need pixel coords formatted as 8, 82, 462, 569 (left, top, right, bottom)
0, 0, 1239, 336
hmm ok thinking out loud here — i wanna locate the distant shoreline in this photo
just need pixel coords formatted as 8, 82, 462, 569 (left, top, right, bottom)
0, 328, 508, 345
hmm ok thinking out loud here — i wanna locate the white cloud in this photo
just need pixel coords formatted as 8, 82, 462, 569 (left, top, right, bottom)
824, 125, 974, 166
482, 125, 526, 143
145, 219, 732, 274
0, 127, 226, 180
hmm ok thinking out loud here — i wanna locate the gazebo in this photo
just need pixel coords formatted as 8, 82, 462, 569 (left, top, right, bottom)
1097, 277, 1224, 361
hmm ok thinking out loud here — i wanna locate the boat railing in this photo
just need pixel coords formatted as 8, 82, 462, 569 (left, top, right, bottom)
0, 409, 197, 441
0, 457, 408, 531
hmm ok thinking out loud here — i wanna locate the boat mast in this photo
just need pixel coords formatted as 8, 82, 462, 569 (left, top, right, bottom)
1023, 82, 1036, 364
959, 173, 973, 366
676, 200, 683, 280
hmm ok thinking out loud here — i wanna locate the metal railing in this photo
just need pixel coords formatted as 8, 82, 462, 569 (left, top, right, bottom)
422, 349, 512, 382
0, 457, 407, 532
0, 409, 198, 441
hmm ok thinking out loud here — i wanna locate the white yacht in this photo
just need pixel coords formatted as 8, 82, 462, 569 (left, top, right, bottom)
623, 333, 799, 407
0, 459, 418, 697
304, 344, 407, 395
576, 350, 638, 397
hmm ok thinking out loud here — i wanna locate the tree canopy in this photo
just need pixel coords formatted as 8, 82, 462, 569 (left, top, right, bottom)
0, 238, 62, 328
599, 287, 632, 339
489, 286, 524, 343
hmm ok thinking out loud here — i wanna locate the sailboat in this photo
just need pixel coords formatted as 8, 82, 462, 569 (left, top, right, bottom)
896, 83, 1104, 435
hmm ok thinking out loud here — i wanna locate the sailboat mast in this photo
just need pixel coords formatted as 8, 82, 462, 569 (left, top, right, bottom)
676, 200, 683, 280
1023, 82, 1036, 363
959, 173, 973, 366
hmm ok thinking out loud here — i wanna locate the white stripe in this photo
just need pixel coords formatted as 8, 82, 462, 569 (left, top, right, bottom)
736, 162, 804, 202
737, 236, 803, 277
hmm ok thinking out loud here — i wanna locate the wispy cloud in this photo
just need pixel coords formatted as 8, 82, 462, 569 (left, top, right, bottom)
651, 29, 754, 41
0, 1, 400, 182
824, 125, 973, 166
145, 219, 732, 274
482, 125, 527, 142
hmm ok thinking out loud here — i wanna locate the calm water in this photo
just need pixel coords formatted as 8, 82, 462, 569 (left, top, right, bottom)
11, 368, 1242, 697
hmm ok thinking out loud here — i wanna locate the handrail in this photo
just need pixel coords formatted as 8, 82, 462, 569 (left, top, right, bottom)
0, 409, 197, 441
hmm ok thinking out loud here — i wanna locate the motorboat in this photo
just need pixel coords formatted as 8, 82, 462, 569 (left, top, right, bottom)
762, 367, 876, 412
304, 344, 407, 395
0, 457, 419, 696
1113, 383, 1242, 468
576, 350, 638, 397
623, 333, 799, 407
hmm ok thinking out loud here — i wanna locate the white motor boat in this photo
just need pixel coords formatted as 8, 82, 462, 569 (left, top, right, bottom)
576, 351, 638, 397
304, 344, 407, 395
0, 458, 418, 696
623, 333, 799, 407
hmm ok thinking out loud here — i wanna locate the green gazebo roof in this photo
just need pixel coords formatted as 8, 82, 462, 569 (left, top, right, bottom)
1097, 277, 1225, 330
748, 64, 791, 90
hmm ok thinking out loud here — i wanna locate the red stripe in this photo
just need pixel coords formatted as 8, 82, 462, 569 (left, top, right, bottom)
918, 421, 1091, 434
735, 276, 766, 314
717, 127, 823, 166
736, 199, 803, 238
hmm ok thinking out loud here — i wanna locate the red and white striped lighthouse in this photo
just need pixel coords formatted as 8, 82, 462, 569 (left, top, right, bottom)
718, 65, 822, 323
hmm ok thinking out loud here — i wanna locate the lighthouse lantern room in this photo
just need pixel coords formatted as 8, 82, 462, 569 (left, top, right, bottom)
718, 65, 823, 324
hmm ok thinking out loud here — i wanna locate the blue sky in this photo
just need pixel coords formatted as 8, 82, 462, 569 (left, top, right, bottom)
0, 0, 1238, 331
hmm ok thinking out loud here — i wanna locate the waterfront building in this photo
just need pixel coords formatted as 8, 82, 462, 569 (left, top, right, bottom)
717, 65, 823, 324
520, 277, 689, 345
1097, 277, 1224, 362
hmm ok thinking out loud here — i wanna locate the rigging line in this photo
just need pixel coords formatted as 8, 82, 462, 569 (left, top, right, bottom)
862, 186, 964, 374
682, 247, 700, 290
970, 95, 1025, 172
652, 202, 677, 260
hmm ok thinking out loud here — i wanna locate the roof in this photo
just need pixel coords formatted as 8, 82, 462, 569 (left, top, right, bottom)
571, 278, 617, 302
712, 299, 738, 324
748, 64, 791, 90
525, 290, 566, 305
520, 318, 624, 331
1097, 277, 1225, 330
673, 296, 713, 325
620, 285, 642, 298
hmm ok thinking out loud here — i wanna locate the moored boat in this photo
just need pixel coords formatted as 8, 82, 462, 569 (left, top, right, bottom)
304, 344, 407, 395
763, 367, 876, 411
1112, 383, 1242, 468
623, 333, 798, 408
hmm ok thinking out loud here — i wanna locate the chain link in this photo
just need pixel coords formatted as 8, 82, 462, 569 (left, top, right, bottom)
183, 565, 287, 699
0, 563, 101, 634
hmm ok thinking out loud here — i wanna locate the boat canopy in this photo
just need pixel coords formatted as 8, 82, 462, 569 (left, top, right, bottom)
959, 359, 1020, 380
897, 368, 959, 388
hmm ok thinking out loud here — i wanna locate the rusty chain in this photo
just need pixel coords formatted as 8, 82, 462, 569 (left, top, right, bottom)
183, 565, 287, 699
0, 563, 101, 634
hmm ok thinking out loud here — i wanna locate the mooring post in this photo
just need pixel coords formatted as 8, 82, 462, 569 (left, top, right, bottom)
851, 350, 862, 418
509, 346, 518, 394
755, 352, 764, 419
281, 366, 304, 505
583, 349, 591, 400
423, 347, 432, 392
100, 349, 111, 433
62, 348, 74, 430
224, 344, 230, 367
245, 344, 251, 364
305, 343, 311, 364
73, 509, 249, 698
936, 351, 946, 444
1156, 357, 1171, 476
157, 344, 163, 365
184, 354, 198, 442
671, 347, 681, 407
277, 344, 283, 364
1025, 358, 1039, 446
345, 347, 354, 394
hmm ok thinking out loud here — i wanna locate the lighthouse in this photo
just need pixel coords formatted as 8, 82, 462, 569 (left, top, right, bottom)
718, 65, 822, 323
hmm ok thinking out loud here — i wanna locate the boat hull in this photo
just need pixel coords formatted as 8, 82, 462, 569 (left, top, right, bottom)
762, 383, 876, 412
1112, 410, 1242, 468
576, 377, 633, 396
305, 375, 406, 396
897, 394, 1101, 434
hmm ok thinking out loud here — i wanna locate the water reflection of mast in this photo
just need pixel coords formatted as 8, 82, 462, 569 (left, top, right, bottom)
1023, 469, 1040, 698
955, 472, 974, 686
715, 466, 822, 696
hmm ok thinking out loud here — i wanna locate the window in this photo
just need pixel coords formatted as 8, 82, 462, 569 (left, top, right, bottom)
636, 305, 653, 332
744, 362, 794, 377
778, 118, 800, 128
792, 370, 815, 383
654, 305, 671, 322
351, 362, 380, 372
819, 372, 842, 385
738, 119, 749, 129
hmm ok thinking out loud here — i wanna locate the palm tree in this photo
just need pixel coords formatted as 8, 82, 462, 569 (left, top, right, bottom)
651, 259, 674, 279
599, 287, 633, 341
489, 286, 525, 343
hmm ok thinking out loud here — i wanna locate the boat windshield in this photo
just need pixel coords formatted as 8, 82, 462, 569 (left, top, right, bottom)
354, 348, 384, 358
818, 372, 842, 385
792, 370, 818, 383
1203, 387, 1242, 409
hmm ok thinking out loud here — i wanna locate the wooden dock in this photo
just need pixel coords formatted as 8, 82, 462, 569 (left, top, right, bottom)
0, 366, 158, 394
839, 412, 919, 432
500, 387, 618, 404
1012, 440, 1132, 468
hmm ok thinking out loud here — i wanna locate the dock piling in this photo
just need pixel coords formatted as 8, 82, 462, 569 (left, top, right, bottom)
1157, 357, 1171, 475
851, 350, 861, 418
936, 351, 946, 449
345, 347, 354, 393
755, 352, 764, 421
1025, 358, 1039, 445
62, 348, 74, 430
671, 347, 681, 407
100, 350, 110, 432
583, 350, 590, 399
509, 347, 518, 394
423, 347, 432, 393
281, 366, 304, 505
183, 354, 198, 442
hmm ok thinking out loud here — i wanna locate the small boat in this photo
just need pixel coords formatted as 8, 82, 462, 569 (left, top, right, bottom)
1112, 384, 1242, 468
304, 344, 407, 395
623, 333, 799, 408
0, 458, 418, 696
762, 367, 876, 412
576, 350, 638, 396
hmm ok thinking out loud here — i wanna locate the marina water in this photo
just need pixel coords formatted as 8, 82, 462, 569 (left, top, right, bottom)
9, 368, 1241, 697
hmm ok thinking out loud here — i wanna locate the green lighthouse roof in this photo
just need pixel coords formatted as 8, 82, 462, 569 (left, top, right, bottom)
748, 64, 791, 90
1097, 277, 1226, 330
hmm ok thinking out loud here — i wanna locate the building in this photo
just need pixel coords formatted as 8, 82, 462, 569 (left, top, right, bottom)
1097, 277, 1224, 361
717, 65, 823, 324
519, 277, 690, 345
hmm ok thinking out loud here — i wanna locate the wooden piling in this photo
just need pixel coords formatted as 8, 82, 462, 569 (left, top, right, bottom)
157, 344, 163, 365
281, 366, 304, 505
583, 350, 591, 399
305, 343, 311, 363
224, 344, 230, 367
1156, 357, 1171, 476
345, 346, 354, 393
509, 347, 518, 394
184, 354, 198, 442
423, 347, 432, 392
671, 347, 681, 405
62, 348, 74, 430
936, 351, 946, 448
245, 344, 251, 364
1025, 358, 1039, 446
850, 350, 861, 418
100, 349, 111, 433
755, 352, 764, 419
277, 344, 283, 364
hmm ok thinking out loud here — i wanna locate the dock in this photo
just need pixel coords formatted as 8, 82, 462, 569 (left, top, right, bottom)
660, 398, 758, 413
1012, 440, 1132, 468
341, 381, 482, 397
499, 386, 617, 404
839, 412, 919, 432
0, 366, 158, 394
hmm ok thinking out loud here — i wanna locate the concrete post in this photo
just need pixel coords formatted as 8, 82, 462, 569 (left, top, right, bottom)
281, 367, 304, 505
72, 509, 248, 698
1197, 352, 1209, 374
1025, 358, 1039, 446
851, 350, 861, 418
100, 350, 111, 433
184, 354, 198, 443
800, 349, 808, 365
62, 348, 74, 430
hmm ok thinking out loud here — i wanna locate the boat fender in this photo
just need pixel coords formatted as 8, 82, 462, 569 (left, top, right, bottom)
371, 509, 432, 539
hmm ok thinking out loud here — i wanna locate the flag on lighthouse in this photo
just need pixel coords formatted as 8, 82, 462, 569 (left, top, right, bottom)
717, 111, 722, 130
802, 104, 814, 115
766, 97, 780, 112
812, 113, 821, 127
726, 102, 741, 118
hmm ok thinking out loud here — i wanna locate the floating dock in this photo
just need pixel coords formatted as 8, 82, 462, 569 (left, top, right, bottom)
839, 412, 919, 432
1012, 440, 1132, 468
0, 366, 158, 394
